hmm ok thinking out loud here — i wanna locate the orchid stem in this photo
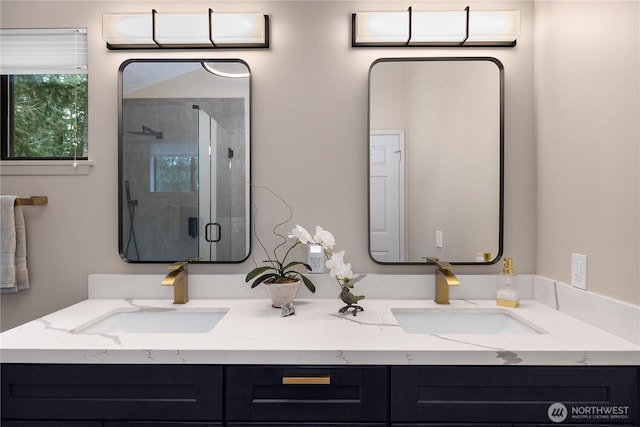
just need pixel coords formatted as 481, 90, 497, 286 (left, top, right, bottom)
252, 184, 294, 271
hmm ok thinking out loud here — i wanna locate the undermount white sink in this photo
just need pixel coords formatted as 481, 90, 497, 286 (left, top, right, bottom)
392, 308, 544, 335
75, 308, 228, 334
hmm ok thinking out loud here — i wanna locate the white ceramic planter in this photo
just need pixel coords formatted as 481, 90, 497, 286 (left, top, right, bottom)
264, 280, 301, 308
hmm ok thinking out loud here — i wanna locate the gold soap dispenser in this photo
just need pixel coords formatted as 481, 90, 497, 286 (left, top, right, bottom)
496, 258, 519, 308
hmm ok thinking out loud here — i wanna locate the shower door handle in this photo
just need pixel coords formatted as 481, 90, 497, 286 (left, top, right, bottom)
205, 222, 221, 243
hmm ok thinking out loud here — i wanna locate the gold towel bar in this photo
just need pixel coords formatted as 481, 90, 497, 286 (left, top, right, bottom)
15, 196, 48, 206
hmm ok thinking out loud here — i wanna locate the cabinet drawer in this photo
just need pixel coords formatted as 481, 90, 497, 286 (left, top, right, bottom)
105, 423, 222, 426
391, 425, 509, 427
226, 366, 388, 422
1, 423, 102, 426
229, 424, 386, 427
391, 366, 637, 424
1, 364, 223, 421
515, 425, 628, 427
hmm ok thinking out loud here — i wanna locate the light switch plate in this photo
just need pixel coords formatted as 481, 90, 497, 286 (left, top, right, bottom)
571, 253, 588, 290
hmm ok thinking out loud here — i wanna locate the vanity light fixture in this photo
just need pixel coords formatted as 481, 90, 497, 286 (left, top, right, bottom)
352, 6, 520, 47
102, 9, 269, 49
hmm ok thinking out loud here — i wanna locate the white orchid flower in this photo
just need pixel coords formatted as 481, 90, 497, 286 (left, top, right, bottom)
289, 224, 313, 245
314, 226, 335, 250
338, 262, 354, 281
326, 250, 353, 281
326, 259, 345, 278
326, 249, 345, 267
325, 253, 342, 277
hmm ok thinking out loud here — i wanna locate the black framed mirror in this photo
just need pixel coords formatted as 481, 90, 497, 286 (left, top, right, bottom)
119, 59, 251, 263
368, 57, 503, 265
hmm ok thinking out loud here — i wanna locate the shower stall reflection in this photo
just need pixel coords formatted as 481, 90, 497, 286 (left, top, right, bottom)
121, 99, 247, 262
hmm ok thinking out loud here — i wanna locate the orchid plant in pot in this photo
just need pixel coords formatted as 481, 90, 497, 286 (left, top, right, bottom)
246, 186, 363, 311
245, 224, 335, 307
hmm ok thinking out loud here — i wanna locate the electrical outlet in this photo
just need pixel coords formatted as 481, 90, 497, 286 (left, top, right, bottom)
436, 230, 443, 248
307, 244, 324, 274
571, 253, 588, 290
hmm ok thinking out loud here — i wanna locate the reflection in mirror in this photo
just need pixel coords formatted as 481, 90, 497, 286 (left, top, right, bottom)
369, 58, 503, 265
119, 59, 250, 263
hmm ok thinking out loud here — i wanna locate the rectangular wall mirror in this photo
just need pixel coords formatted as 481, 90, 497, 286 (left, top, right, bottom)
368, 57, 503, 264
119, 59, 251, 263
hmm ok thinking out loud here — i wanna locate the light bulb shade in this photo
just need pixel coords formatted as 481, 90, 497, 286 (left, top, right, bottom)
410, 11, 466, 45
102, 11, 268, 49
103, 14, 155, 48
211, 13, 266, 46
155, 13, 210, 47
354, 11, 409, 44
467, 10, 520, 45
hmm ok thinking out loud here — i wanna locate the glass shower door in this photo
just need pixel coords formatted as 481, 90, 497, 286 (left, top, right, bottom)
198, 109, 218, 261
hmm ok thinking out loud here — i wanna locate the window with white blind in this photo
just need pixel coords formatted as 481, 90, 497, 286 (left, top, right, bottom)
0, 28, 88, 160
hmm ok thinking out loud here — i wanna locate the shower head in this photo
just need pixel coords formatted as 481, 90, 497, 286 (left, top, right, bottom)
126, 125, 163, 139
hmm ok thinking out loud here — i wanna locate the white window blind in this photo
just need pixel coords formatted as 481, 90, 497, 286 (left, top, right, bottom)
0, 28, 87, 75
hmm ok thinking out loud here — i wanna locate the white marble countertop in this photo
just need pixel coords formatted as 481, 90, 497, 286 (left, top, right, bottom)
1, 297, 638, 365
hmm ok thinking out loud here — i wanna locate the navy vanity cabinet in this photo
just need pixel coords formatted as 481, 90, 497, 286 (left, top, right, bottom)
390, 366, 638, 425
225, 365, 388, 425
2, 364, 637, 425
0, 364, 223, 425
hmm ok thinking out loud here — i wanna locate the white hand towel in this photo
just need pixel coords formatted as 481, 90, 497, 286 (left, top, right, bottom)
1, 195, 18, 291
1, 195, 29, 292
14, 202, 29, 290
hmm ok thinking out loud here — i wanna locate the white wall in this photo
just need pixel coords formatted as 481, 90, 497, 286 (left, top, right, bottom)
0, 0, 540, 331
534, 1, 640, 304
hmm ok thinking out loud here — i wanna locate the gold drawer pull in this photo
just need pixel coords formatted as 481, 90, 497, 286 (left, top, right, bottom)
282, 375, 331, 385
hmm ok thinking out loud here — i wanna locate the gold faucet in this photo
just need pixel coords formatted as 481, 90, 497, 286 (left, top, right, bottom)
162, 261, 189, 304
431, 259, 460, 304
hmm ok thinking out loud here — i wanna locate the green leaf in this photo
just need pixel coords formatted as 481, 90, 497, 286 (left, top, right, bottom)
298, 273, 316, 293
283, 261, 312, 272
250, 273, 278, 288
245, 266, 274, 282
